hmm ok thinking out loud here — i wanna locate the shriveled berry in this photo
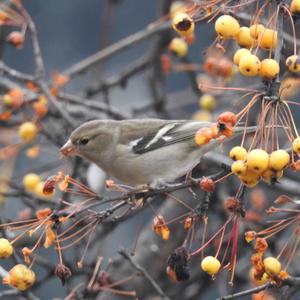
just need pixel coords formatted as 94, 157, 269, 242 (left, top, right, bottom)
200, 177, 215, 192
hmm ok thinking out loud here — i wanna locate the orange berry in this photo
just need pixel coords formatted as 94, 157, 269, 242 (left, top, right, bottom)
269, 150, 290, 171
0, 238, 13, 258
239, 54, 260, 76
203, 56, 218, 74
233, 48, 251, 65
258, 29, 277, 49
229, 146, 247, 161
3, 264, 36, 291
169, 37, 188, 57
236, 26, 256, 48
286, 55, 300, 73
19, 122, 38, 143
292, 137, 300, 153
194, 128, 211, 145
249, 24, 265, 39
217, 58, 234, 77
172, 13, 195, 36
262, 168, 283, 183
263, 257, 281, 276
259, 58, 280, 79
215, 15, 240, 39
8, 88, 24, 108
201, 256, 221, 275
246, 149, 269, 174
217, 111, 237, 127
7, 31, 24, 49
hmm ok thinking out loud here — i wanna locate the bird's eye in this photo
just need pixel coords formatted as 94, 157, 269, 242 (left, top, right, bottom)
79, 137, 89, 145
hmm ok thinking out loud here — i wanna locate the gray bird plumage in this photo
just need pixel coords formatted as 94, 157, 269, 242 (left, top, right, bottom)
60, 119, 252, 187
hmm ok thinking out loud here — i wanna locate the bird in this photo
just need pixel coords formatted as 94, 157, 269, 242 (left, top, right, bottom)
60, 119, 252, 187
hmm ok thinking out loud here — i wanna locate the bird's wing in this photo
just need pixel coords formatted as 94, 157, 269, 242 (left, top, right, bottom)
118, 120, 212, 155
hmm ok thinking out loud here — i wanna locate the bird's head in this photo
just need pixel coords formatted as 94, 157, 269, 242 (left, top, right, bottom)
60, 120, 115, 161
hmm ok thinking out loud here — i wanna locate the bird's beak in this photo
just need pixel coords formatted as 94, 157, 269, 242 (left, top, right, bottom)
60, 139, 77, 157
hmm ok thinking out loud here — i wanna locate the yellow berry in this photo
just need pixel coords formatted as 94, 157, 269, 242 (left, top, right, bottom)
286, 55, 300, 73
172, 13, 195, 36
192, 110, 212, 121
258, 29, 277, 49
239, 54, 260, 76
3, 94, 12, 106
0, 238, 13, 258
199, 94, 217, 111
3, 264, 36, 291
229, 146, 247, 161
292, 137, 300, 153
170, 1, 185, 18
233, 48, 251, 65
236, 26, 256, 48
246, 149, 269, 174
259, 58, 280, 79
231, 160, 247, 176
290, 0, 300, 14
169, 38, 188, 57
263, 257, 281, 276
239, 170, 260, 187
249, 268, 269, 286
18, 122, 38, 143
215, 15, 240, 39
249, 24, 265, 39
201, 256, 221, 275
34, 182, 53, 199
23, 173, 41, 192
269, 150, 290, 171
